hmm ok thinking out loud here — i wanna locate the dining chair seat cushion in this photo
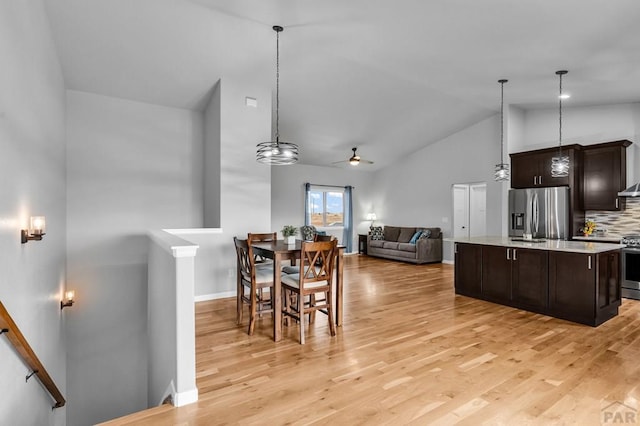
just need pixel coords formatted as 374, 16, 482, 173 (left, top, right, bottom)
256, 262, 274, 271
282, 265, 300, 275
242, 267, 273, 284
281, 273, 329, 289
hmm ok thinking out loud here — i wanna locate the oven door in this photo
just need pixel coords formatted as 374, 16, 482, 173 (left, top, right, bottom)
622, 247, 640, 299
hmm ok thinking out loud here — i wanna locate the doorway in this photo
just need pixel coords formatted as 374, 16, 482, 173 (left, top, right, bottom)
453, 183, 487, 238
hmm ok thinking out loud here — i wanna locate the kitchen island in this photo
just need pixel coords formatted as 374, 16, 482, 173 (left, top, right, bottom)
450, 237, 624, 326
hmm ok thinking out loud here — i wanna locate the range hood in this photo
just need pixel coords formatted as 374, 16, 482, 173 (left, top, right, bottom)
618, 183, 640, 197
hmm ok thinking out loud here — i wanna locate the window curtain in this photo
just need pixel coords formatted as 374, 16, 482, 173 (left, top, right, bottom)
304, 183, 311, 226
342, 186, 353, 252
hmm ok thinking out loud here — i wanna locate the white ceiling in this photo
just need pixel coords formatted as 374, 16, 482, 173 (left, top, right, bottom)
43, 0, 640, 170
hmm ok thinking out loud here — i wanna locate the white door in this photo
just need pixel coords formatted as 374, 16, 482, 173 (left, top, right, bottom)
469, 183, 487, 237
453, 184, 470, 238
453, 183, 487, 238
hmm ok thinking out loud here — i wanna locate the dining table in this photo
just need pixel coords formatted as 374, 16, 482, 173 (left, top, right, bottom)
251, 240, 345, 342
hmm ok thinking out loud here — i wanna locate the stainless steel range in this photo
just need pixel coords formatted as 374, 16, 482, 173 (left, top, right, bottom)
621, 235, 640, 300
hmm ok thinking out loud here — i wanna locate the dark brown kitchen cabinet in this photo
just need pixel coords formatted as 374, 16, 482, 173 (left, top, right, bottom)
548, 250, 620, 326
597, 250, 621, 312
481, 245, 512, 302
510, 146, 578, 189
480, 246, 548, 308
454, 243, 482, 297
453, 242, 620, 326
583, 140, 631, 211
512, 248, 549, 309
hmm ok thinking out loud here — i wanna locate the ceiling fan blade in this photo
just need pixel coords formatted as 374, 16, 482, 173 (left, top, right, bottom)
331, 146, 374, 166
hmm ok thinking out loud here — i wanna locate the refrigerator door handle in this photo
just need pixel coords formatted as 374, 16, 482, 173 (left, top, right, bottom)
531, 192, 539, 235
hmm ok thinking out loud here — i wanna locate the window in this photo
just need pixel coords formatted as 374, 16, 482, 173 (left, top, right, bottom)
308, 189, 344, 227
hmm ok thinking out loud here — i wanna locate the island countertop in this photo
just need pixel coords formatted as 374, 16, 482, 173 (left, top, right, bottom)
445, 236, 624, 254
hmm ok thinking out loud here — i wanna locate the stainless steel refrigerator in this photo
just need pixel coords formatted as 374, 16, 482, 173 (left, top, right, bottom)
508, 187, 570, 240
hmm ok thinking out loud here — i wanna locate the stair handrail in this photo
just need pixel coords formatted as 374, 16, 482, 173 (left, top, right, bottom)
0, 301, 66, 409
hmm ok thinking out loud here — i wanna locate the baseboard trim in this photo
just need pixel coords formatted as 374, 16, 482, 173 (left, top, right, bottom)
442, 259, 454, 265
173, 388, 198, 407
194, 291, 235, 302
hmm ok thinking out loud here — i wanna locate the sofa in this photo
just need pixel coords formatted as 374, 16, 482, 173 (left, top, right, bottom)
367, 226, 442, 264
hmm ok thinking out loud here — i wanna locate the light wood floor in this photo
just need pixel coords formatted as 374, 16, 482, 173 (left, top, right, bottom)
102, 255, 640, 425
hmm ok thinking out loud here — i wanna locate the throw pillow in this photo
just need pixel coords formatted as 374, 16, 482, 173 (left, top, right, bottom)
409, 231, 422, 244
300, 225, 316, 241
369, 226, 384, 240
419, 229, 432, 239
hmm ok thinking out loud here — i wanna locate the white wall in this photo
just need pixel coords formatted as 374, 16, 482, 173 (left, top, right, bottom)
0, 1, 67, 425
65, 91, 204, 425
271, 164, 375, 251
204, 81, 221, 228
507, 106, 526, 154
522, 102, 640, 184
523, 103, 639, 149
173, 76, 273, 301
147, 231, 198, 408
371, 115, 506, 262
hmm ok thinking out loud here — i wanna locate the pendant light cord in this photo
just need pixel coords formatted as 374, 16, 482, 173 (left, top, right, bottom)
275, 27, 280, 144
558, 71, 564, 156
500, 80, 505, 164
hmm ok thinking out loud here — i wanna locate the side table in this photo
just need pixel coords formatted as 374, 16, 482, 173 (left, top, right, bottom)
358, 234, 368, 255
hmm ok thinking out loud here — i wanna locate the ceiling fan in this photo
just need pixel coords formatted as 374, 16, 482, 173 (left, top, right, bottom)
333, 147, 374, 166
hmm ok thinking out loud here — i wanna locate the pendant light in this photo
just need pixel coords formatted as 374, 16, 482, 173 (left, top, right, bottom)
256, 25, 299, 165
494, 79, 509, 181
551, 70, 569, 177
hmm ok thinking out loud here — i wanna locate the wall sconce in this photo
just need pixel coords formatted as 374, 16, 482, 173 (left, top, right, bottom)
21, 216, 46, 244
366, 213, 377, 227
60, 290, 75, 310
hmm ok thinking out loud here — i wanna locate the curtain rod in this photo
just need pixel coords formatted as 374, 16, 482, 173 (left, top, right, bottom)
306, 183, 355, 189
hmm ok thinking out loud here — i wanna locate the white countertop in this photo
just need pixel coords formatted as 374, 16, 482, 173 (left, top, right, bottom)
572, 235, 622, 243
445, 236, 624, 254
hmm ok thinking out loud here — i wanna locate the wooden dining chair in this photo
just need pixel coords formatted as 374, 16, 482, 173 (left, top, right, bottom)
283, 235, 335, 275
247, 232, 277, 266
281, 239, 337, 344
233, 237, 274, 335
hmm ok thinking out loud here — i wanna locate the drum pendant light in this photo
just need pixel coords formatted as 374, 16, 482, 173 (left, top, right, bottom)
256, 25, 299, 165
551, 70, 569, 178
494, 79, 509, 181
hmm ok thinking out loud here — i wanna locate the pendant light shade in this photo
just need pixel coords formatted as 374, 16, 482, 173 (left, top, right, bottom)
551, 70, 569, 178
494, 79, 510, 182
256, 25, 299, 165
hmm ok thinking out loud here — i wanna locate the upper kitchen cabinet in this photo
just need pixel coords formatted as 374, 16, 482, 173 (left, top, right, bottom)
510, 145, 581, 189
583, 140, 631, 211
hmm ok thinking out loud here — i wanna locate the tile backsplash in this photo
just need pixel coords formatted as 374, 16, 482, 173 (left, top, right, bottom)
586, 198, 640, 238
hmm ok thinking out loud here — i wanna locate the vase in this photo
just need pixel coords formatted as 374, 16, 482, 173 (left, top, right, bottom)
286, 236, 296, 245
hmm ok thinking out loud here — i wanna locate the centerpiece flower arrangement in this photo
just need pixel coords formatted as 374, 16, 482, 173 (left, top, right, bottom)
581, 220, 596, 236
281, 225, 298, 244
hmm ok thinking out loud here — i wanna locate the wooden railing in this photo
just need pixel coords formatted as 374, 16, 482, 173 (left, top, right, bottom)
0, 301, 66, 409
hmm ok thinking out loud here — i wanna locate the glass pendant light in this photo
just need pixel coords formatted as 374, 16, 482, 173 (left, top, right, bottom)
256, 25, 299, 165
494, 79, 509, 181
551, 70, 569, 177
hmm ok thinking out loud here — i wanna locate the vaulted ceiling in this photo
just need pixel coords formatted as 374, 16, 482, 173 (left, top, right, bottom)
44, 0, 640, 170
